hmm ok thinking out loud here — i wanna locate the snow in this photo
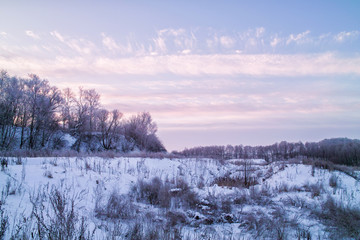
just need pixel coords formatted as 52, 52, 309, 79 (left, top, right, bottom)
1, 156, 359, 239
63, 133, 77, 148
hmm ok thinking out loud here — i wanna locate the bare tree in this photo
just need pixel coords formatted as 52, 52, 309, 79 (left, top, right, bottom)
61, 88, 76, 130
0, 71, 22, 149
24, 75, 63, 149
84, 88, 100, 132
97, 109, 123, 150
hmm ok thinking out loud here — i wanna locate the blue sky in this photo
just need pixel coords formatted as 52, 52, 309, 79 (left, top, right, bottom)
1, 1, 360, 150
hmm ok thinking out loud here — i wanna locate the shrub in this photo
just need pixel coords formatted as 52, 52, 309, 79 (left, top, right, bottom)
0, 205, 9, 240
213, 176, 243, 188
329, 174, 338, 188
98, 190, 134, 219
7, 215, 32, 240
123, 220, 183, 240
126, 222, 143, 240
213, 174, 258, 188
239, 210, 271, 238
135, 177, 165, 206
277, 182, 290, 193
3, 177, 21, 196
0, 158, 8, 171
314, 196, 360, 239
84, 161, 92, 172
303, 182, 323, 198
295, 227, 312, 240
311, 159, 334, 171
282, 195, 307, 209
166, 210, 188, 227
43, 170, 53, 179
15, 157, 23, 165
239, 206, 298, 239
133, 177, 199, 210
30, 185, 90, 240
232, 189, 249, 206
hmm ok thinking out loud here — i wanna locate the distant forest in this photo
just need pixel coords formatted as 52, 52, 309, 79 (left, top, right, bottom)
0, 70, 166, 152
174, 138, 360, 166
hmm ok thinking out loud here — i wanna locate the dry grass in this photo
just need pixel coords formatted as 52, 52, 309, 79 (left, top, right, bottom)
313, 196, 360, 239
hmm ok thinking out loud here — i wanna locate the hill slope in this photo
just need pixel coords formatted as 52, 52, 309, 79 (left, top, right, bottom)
1, 156, 360, 239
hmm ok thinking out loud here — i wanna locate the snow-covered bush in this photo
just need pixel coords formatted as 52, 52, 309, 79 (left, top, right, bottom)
0, 197, 8, 239
314, 196, 360, 239
0, 158, 7, 171
329, 174, 338, 188
43, 170, 53, 179
132, 177, 200, 209
95, 189, 135, 219
303, 182, 323, 198
239, 206, 298, 239
30, 184, 90, 240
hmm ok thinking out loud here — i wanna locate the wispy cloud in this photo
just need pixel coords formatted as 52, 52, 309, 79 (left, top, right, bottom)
2, 28, 359, 63
50, 31, 96, 55
39, 28, 360, 58
270, 36, 282, 47
220, 36, 235, 48
50, 31, 65, 42
286, 30, 311, 45
101, 33, 133, 55
255, 27, 265, 38
334, 30, 360, 42
150, 28, 197, 55
152, 35, 167, 54
1, 52, 360, 78
25, 30, 40, 39
101, 33, 120, 51
89, 53, 360, 76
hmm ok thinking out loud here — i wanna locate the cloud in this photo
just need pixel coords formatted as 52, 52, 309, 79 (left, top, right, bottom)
3, 28, 360, 78
334, 31, 360, 42
97, 53, 360, 76
101, 33, 120, 51
256, 27, 265, 38
50, 31, 65, 42
151, 28, 196, 55
0, 32, 7, 37
50, 30, 95, 54
270, 36, 282, 47
152, 35, 167, 54
21, 28, 360, 60
286, 30, 311, 45
206, 36, 218, 49
181, 49, 191, 54
220, 36, 235, 48
159, 28, 186, 37
25, 30, 40, 39
2, 52, 359, 78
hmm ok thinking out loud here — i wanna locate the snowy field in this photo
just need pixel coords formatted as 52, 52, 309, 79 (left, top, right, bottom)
1, 156, 360, 239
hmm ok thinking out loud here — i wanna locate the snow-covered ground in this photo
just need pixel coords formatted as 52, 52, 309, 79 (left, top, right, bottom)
1, 156, 359, 239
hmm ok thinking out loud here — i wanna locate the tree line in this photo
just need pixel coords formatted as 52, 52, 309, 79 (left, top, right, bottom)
0, 70, 166, 152
173, 138, 360, 166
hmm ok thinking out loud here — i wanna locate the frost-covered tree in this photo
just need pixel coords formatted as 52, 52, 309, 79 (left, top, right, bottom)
0, 71, 22, 149
0, 71, 63, 150
84, 88, 100, 132
97, 109, 123, 150
124, 112, 165, 152
60, 88, 76, 130
25, 74, 63, 149
0, 70, 168, 153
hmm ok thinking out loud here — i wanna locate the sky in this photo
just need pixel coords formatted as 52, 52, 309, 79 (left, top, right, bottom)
1, 1, 360, 151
